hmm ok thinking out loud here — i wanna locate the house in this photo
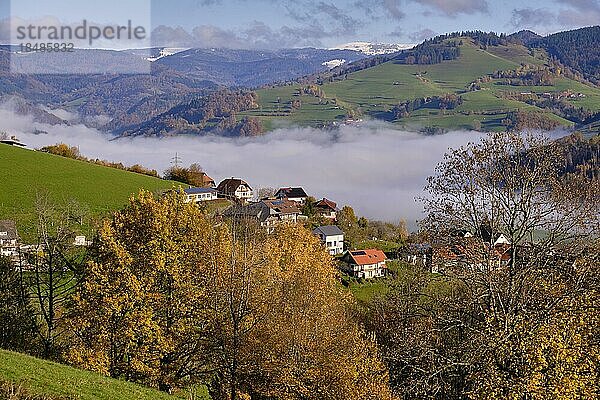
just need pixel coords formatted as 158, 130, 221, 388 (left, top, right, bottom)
341, 249, 387, 279
217, 178, 253, 203
275, 187, 308, 204
224, 198, 302, 233
314, 198, 338, 220
200, 174, 216, 188
313, 225, 344, 255
401, 243, 434, 272
0, 220, 20, 260
184, 187, 219, 203
74, 235, 92, 247
0, 139, 28, 149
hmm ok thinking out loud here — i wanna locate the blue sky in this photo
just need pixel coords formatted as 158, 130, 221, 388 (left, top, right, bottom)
3, 0, 599, 48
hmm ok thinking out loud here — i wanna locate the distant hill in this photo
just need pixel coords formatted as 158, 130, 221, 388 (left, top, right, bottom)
0, 143, 176, 237
0, 46, 368, 134
155, 47, 368, 87
0, 350, 207, 400
227, 34, 600, 133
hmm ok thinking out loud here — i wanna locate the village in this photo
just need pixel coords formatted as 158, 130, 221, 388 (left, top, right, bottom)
1, 164, 519, 288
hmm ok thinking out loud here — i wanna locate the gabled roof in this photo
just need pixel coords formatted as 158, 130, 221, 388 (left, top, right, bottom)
275, 187, 308, 199
313, 225, 343, 237
217, 178, 252, 194
262, 199, 301, 214
202, 174, 216, 187
0, 220, 19, 240
184, 187, 217, 195
346, 249, 386, 265
315, 198, 337, 211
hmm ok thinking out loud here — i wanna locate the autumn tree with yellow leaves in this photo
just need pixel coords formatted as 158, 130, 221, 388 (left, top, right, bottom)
67, 190, 394, 399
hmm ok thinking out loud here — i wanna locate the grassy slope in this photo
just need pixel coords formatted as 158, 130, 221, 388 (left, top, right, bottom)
244, 39, 600, 131
0, 144, 176, 238
0, 350, 210, 400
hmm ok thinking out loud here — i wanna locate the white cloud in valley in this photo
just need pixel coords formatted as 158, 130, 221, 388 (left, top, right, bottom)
0, 107, 486, 228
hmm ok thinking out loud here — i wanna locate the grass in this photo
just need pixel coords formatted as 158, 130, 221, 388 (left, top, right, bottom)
247, 39, 600, 131
0, 350, 210, 400
0, 144, 177, 239
347, 279, 389, 304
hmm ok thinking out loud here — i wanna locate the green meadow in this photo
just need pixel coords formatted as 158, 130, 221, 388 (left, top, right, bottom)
243, 39, 600, 131
0, 144, 176, 238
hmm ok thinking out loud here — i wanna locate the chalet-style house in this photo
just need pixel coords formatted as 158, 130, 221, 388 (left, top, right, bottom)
0, 220, 20, 260
184, 187, 219, 203
275, 187, 308, 204
313, 225, 344, 255
314, 198, 338, 220
224, 199, 303, 233
341, 249, 387, 279
217, 178, 253, 203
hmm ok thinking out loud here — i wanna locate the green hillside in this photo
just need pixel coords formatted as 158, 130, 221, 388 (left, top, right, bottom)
0, 144, 176, 238
243, 38, 600, 132
0, 350, 208, 400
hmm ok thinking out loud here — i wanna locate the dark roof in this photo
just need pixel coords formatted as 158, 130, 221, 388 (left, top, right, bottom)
275, 187, 308, 199
313, 225, 343, 237
217, 178, 252, 194
0, 139, 27, 148
224, 203, 272, 223
315, 198, 337, 211
0, 220, 19, 240
184, 187, 217, 195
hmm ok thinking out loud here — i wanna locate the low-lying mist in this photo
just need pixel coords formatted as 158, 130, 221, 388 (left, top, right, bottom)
0, 107, 485, 228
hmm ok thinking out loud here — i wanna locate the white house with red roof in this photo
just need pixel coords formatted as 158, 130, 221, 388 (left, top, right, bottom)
341, 249, 387, 278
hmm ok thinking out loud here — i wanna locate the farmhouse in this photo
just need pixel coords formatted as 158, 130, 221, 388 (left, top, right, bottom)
217, 178, 253, 203
313, 225, 344, 255
341, 249, 387, 279
224, 198, 303, 233
0, 220, 20, 260
184, 187, 219, 203
275, 187, 308, 204
314, 198, 338, 220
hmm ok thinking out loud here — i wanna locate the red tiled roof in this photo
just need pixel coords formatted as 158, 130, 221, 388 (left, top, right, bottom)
202, 174, 215, 187
348, 249, 387, 265
315, 198, 337, 210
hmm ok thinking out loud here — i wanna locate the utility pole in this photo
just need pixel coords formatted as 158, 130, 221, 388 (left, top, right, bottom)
171, 153, 182, 168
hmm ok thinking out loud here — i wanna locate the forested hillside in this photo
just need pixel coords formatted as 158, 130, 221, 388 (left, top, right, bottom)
531, 26, 600, 84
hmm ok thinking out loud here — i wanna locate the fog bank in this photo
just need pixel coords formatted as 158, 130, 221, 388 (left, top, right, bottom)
0, 108, 485, 228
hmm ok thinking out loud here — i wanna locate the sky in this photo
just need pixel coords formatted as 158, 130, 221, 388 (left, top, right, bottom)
2, 0, 599, 49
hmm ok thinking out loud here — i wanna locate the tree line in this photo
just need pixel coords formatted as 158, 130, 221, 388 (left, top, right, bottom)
40, 143, 160, 177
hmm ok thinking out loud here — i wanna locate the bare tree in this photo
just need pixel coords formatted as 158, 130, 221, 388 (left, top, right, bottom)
25, 193, 90, 358
366, 132, 600, 398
